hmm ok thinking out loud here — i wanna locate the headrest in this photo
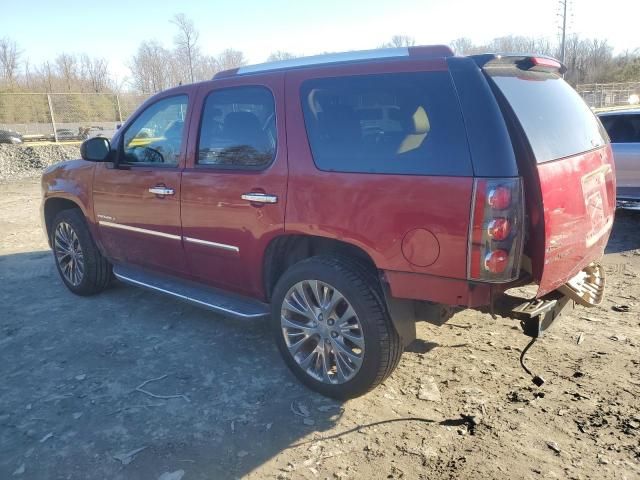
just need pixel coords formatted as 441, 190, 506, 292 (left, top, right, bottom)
406, 106, 430, 135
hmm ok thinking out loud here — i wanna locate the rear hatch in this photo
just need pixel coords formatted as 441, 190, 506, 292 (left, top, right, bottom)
480, 56, 616, 296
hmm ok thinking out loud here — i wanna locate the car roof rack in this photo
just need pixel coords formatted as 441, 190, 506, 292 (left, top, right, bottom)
214, 45, 454, 79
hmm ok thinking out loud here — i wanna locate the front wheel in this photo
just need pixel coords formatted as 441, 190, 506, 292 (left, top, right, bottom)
271, 255, 403, 399
51, 209, 112, 296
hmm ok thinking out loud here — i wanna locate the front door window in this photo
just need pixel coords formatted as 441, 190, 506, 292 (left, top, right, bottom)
122, 95, 189, 166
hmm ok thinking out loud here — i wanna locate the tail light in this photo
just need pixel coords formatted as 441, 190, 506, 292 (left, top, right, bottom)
468, 178, 525, 282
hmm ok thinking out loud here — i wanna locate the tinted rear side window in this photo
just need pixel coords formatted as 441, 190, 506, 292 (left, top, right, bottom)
300, 72, 472, 175
487, 69, 606, 163
600, 114, 640, 143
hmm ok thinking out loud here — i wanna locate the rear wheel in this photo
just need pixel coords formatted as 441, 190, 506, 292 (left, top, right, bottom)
51, 209, 111, 296
271, 255, 403, 399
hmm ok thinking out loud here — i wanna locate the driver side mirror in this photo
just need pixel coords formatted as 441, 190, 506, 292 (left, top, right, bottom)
80, 137, 111, 162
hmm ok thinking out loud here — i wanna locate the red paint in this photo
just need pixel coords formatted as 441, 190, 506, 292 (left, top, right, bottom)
385, 270, 491, 307
180, 73, 288, 297
401, 229, 440, 267
529, 145, 616, 296
41, 52, 614, 312
284, 59, 472, 282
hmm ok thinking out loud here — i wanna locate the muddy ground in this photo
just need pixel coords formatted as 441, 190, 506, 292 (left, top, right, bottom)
0, 179, 638, 480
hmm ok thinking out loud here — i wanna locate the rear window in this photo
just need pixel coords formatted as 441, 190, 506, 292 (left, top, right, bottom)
599, 114, 640, 143
300, 72, 472, 176
488, 69, 607, 163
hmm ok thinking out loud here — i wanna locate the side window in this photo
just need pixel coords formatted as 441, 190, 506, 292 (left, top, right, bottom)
601, 115, 640, 143
197, 86, 276, 169
300, 72, 472, 176
122, 95, 188, 165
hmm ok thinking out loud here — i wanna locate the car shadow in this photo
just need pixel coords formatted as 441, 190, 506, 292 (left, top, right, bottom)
605, 208, 640, 254
0, 250, 440, 479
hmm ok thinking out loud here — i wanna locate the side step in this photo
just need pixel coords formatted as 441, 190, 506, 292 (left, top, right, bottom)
113, 264, 270, 320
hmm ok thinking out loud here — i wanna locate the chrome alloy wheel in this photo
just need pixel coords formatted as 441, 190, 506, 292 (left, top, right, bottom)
281, 280, 365, 384
54, 221, 84, 286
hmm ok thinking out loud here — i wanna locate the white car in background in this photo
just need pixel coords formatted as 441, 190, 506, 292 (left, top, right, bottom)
598, 109, 640, 209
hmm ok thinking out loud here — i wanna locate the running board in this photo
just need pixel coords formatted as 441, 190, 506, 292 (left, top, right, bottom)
113, 265, 270, 320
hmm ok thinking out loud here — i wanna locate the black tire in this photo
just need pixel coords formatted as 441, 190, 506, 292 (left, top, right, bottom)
51, 209, 112, 296
271, 255, 403, 399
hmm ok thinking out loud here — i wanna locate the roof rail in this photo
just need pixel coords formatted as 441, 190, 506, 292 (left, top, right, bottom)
213, 45, 453, 79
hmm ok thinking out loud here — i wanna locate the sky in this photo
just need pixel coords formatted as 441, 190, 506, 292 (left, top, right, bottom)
1, 0, 639, 85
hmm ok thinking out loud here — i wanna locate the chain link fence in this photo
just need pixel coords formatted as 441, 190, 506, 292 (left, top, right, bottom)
0, 92, 150, 144
577, 82, 640, 110
3, 83, 639, 144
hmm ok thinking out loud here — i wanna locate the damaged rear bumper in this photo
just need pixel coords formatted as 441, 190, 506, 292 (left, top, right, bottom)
496, 263, 605, 338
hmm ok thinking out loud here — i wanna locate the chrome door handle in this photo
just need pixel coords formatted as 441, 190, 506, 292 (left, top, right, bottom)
149, 186, 175, 196
241, 192, 278, 204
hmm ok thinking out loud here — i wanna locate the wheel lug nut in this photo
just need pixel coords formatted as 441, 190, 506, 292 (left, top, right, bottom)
327, 318, 334, 326
331, 331, 338, 338
318, 314, 323, 321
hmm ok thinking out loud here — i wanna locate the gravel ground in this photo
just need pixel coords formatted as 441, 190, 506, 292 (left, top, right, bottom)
0, 145, 80, 181
0, 179, 638, 480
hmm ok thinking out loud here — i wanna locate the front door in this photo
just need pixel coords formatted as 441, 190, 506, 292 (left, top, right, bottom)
181, 75, 288, 298
93, 92, 191, 276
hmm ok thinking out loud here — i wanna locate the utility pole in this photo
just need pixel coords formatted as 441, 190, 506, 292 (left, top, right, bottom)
558, 0, 568, 63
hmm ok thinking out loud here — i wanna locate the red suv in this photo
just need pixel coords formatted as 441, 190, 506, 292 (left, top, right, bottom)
41, 46, 615, 399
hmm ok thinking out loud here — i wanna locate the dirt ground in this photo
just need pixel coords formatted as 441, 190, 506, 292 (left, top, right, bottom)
0, 179, 638, 480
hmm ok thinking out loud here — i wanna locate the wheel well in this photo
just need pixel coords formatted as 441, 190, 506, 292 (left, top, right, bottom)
263, 234, 378, 302
44, 198, 82, 244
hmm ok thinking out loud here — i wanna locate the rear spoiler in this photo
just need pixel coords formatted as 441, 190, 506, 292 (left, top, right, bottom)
470, 54, 567, 75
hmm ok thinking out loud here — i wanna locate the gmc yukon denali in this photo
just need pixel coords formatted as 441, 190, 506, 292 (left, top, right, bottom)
41, 46, 615, 399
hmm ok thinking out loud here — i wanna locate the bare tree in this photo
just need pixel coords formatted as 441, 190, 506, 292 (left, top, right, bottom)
171, 13, 200, 83
39, 61, 55, 92
217, 49, 246, 71
0, 37, 21, 86
267, 51, 297, 62
380, 35, 416, 48
55, 53, 78, 91
194, 55, 219, 81
449, 37, 477, 55
562, 36, 614, 85
129, 41, 174, 93
80, 55, 110, 92
487, 36, 554, 56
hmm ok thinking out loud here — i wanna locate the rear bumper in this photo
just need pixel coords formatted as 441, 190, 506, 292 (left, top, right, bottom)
384, 262, 605, 310
383, 270, 493, 307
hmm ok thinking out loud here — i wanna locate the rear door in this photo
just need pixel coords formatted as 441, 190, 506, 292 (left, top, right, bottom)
180, 74, 287, 299
484, 60, 616, 295
599, 113, 640, 199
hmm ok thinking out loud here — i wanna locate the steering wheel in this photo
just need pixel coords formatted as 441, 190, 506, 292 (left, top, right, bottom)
130, 145, 165, 163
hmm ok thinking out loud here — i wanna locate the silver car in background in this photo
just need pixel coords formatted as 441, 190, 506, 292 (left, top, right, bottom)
598, 109, 640, 209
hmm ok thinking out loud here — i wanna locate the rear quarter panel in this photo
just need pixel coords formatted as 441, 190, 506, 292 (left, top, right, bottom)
284, 59, 474, 279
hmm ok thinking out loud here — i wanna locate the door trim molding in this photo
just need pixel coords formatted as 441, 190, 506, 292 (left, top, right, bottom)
183, 236, 240, 252
98, 220, 181, 240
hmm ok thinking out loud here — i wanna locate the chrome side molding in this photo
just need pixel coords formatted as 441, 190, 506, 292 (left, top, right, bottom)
98, 221, 181, 240
98, 220, 240, 252
183, 236, 240, 252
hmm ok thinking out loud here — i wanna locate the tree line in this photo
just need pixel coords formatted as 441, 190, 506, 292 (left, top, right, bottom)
1, 16, 639, 95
